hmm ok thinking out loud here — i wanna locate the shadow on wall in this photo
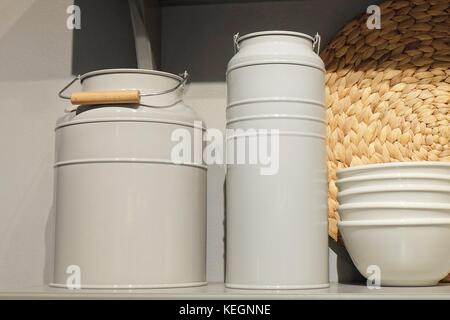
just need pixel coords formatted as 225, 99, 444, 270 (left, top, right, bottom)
71, 0, 137, 75
329, 238, 366, 285
0, 0, 72, 81
43, 205, 56, 285
161, 0, 383, 81
0, 0, 137, 81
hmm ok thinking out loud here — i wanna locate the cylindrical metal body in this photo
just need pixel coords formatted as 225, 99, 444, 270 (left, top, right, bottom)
225, 31, 329, 289
52, 69, 207, 289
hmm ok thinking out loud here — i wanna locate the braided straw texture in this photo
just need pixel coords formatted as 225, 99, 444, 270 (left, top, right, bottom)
321, 0, 450, 242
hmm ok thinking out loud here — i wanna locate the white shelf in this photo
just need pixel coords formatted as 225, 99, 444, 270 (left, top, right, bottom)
1, 283, 450, 300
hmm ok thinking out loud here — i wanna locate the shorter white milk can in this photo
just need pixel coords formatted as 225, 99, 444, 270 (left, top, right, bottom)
226, 31, 329, 289
52, 69, 207, 288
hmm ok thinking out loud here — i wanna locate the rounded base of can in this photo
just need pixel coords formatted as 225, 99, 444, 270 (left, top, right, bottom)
49, 281, 208, 290
224, 282, 330, 290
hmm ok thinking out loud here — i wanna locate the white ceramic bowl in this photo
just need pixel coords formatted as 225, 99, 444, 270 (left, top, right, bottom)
338, 202, 450, 222
339, 219, 450, 286
336, 174, 450, 192
337, 162, 450, 180
337, 185, 450, 204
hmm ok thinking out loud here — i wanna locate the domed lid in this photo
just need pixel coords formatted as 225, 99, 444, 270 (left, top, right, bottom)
56, 69, 202, 129
227, 30, 324, 73
236, 31, 314, 44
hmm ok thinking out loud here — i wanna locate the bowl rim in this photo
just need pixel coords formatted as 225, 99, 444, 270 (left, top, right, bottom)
338, 218, 450, 227
337, 161, 450, 175
338, 184, 450, 196
336, 173, 450, 185
338, 202, 450, 211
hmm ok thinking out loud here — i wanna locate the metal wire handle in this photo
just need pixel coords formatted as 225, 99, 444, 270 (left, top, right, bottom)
141, 71, 189, 96
234, 32, 321, 55
58, 71, 190, 100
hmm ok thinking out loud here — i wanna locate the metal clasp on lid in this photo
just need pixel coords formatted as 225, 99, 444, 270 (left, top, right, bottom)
58, 75, 81, 100
313, 32, 321, 55
233, 33, 240, 53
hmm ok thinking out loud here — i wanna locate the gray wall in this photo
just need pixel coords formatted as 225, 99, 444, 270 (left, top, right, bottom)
0, 0, 137, 289
0, 0, 375, 289
161, 0, 381, 81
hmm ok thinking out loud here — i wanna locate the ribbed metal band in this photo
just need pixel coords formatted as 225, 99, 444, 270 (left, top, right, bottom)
225, 131, 325, 140
226, 114, 325, 125
54, 158, 207, 169
55, 118, 206, 130
227, 97, 325, 109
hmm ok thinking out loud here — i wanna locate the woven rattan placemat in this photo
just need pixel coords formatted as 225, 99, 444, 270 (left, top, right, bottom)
321, 0, 450, 242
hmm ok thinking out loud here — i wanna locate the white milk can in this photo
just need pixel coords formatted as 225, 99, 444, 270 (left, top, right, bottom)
52, 69, 206, 288
226, 31, 329, 289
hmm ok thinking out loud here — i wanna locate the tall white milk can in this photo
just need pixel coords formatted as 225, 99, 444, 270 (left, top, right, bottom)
226, 31, 329, 289
52, 69, 207, 288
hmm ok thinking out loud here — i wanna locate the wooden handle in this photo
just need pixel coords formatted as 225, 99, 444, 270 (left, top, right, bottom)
70, 90, 141, 105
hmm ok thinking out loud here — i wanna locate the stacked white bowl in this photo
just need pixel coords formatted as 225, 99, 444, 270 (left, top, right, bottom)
336, 162, 450, 287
